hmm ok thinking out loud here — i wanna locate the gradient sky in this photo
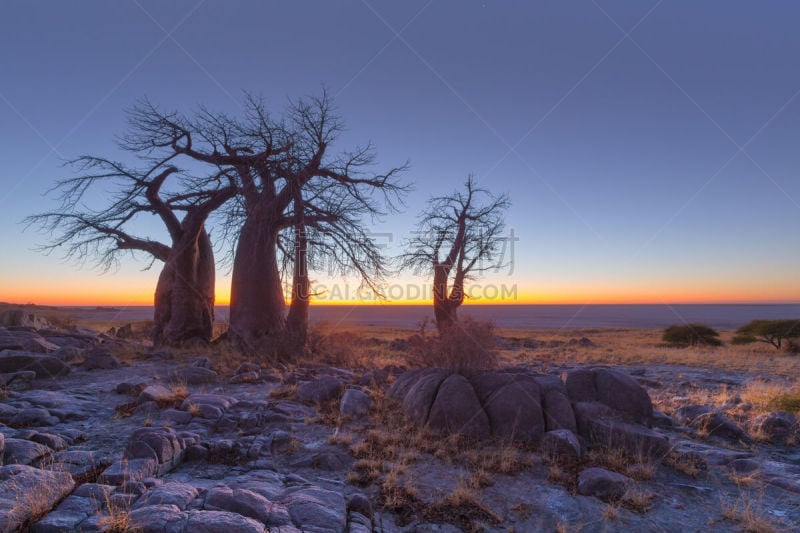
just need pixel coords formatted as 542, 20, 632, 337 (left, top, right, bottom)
1, 1, 799, 305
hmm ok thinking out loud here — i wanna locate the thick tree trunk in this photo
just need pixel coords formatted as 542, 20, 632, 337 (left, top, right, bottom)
286, 221, 310, 349
228, 203, 286, 353
433, 265, 458, 331
152, 228, 216, 346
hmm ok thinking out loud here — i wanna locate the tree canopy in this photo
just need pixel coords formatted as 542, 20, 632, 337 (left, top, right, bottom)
732, 319, 800, 350
661, 324, 722, 347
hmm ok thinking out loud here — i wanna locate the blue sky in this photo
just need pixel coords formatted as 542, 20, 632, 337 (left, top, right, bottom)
1, 1, 799, 304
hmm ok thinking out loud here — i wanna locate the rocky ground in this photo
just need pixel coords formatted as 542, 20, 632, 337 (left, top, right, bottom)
1, 314, 799, 532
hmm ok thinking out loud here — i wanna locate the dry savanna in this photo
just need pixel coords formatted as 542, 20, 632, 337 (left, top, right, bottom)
0, 303, 799, 532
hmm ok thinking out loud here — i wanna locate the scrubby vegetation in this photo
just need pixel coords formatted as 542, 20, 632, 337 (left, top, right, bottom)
732, 319, 800, 351
661, 323, 722, 347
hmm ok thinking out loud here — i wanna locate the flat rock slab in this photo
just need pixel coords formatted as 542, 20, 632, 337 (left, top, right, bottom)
3, 438, 52, 465
282, 486, 347, 533
98, 457, 158, 485
204, 486, 291, 527
29, 483, 113, 533
44, 449, 109, 483
0, 352, 69, 378
671, 440, 753, 468
168, 367, 219, 385
0, 464, 74, 532
128, 504, 267, 533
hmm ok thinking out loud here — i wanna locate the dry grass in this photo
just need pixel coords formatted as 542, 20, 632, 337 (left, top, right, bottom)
602, 504, 620, 521
586, 446, 656, 481
664, 452, 704, 478
500, 327, 800, 378
268, 383, 297, 400
98, 493, 139, 533
720, 492, 781, 533
425, 478, 503, 530
622, 487, 656, 514
410, 318, 499, 375
739, 381, 800, 415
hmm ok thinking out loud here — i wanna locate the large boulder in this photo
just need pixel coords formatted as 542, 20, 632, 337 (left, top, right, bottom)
564, 368, 653, 425
427, 374, 491, 440
594, 368, 653, 425
562, 368, 597, 402
124, 427, 185, 473
391, 366, 661, 452
476, 374, 544, 442
536, 375, 577, 432
402, 370, 450, 422
573, 404, 670, 458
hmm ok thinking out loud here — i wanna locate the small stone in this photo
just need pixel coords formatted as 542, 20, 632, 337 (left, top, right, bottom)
168, 366, 219, 385
691, 412, 751, 442
752, 411, 799, 445
347, 493, 373, 519
540, 429, 582, 465
229, 371, 260, 384
81, 348, 122, 370
296, 376, 343, 404
235, 362, 260, 375
186, 445, 209, 461
577, 467, 631, 501
339, 389, 373, 420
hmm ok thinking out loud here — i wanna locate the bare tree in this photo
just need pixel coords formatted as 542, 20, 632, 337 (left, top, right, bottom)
281, 172, 400, 350
26, 153, 236, 345
402, 176, 510, 331
124, 93, 407, 354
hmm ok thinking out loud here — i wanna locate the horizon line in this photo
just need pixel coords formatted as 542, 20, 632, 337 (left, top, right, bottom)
5, 299, 800, 308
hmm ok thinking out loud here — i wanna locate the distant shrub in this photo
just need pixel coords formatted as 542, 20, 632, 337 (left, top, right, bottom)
414, 318, 498, 375
732, 319, 800, 351
661, 324, 722, 347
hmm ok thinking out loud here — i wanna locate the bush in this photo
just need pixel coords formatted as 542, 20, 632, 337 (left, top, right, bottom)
732, 319, 800, 351
413, 318, 498, 375
662, 324, 722, 347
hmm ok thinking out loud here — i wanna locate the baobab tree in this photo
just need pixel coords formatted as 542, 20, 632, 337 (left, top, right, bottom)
403, 176, 510, 331
124, 93, 407, 354
26, 154, 237, 345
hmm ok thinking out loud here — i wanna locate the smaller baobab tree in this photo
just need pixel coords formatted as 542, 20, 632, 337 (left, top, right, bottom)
403, 176, 510, 331
25, 151, 236, 346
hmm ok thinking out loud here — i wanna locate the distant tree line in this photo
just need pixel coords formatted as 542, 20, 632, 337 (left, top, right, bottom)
662, 319, 800, 352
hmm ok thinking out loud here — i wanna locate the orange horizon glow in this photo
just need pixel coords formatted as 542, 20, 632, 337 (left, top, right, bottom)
3, 291, 798, 307
3, 276, 799, 307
